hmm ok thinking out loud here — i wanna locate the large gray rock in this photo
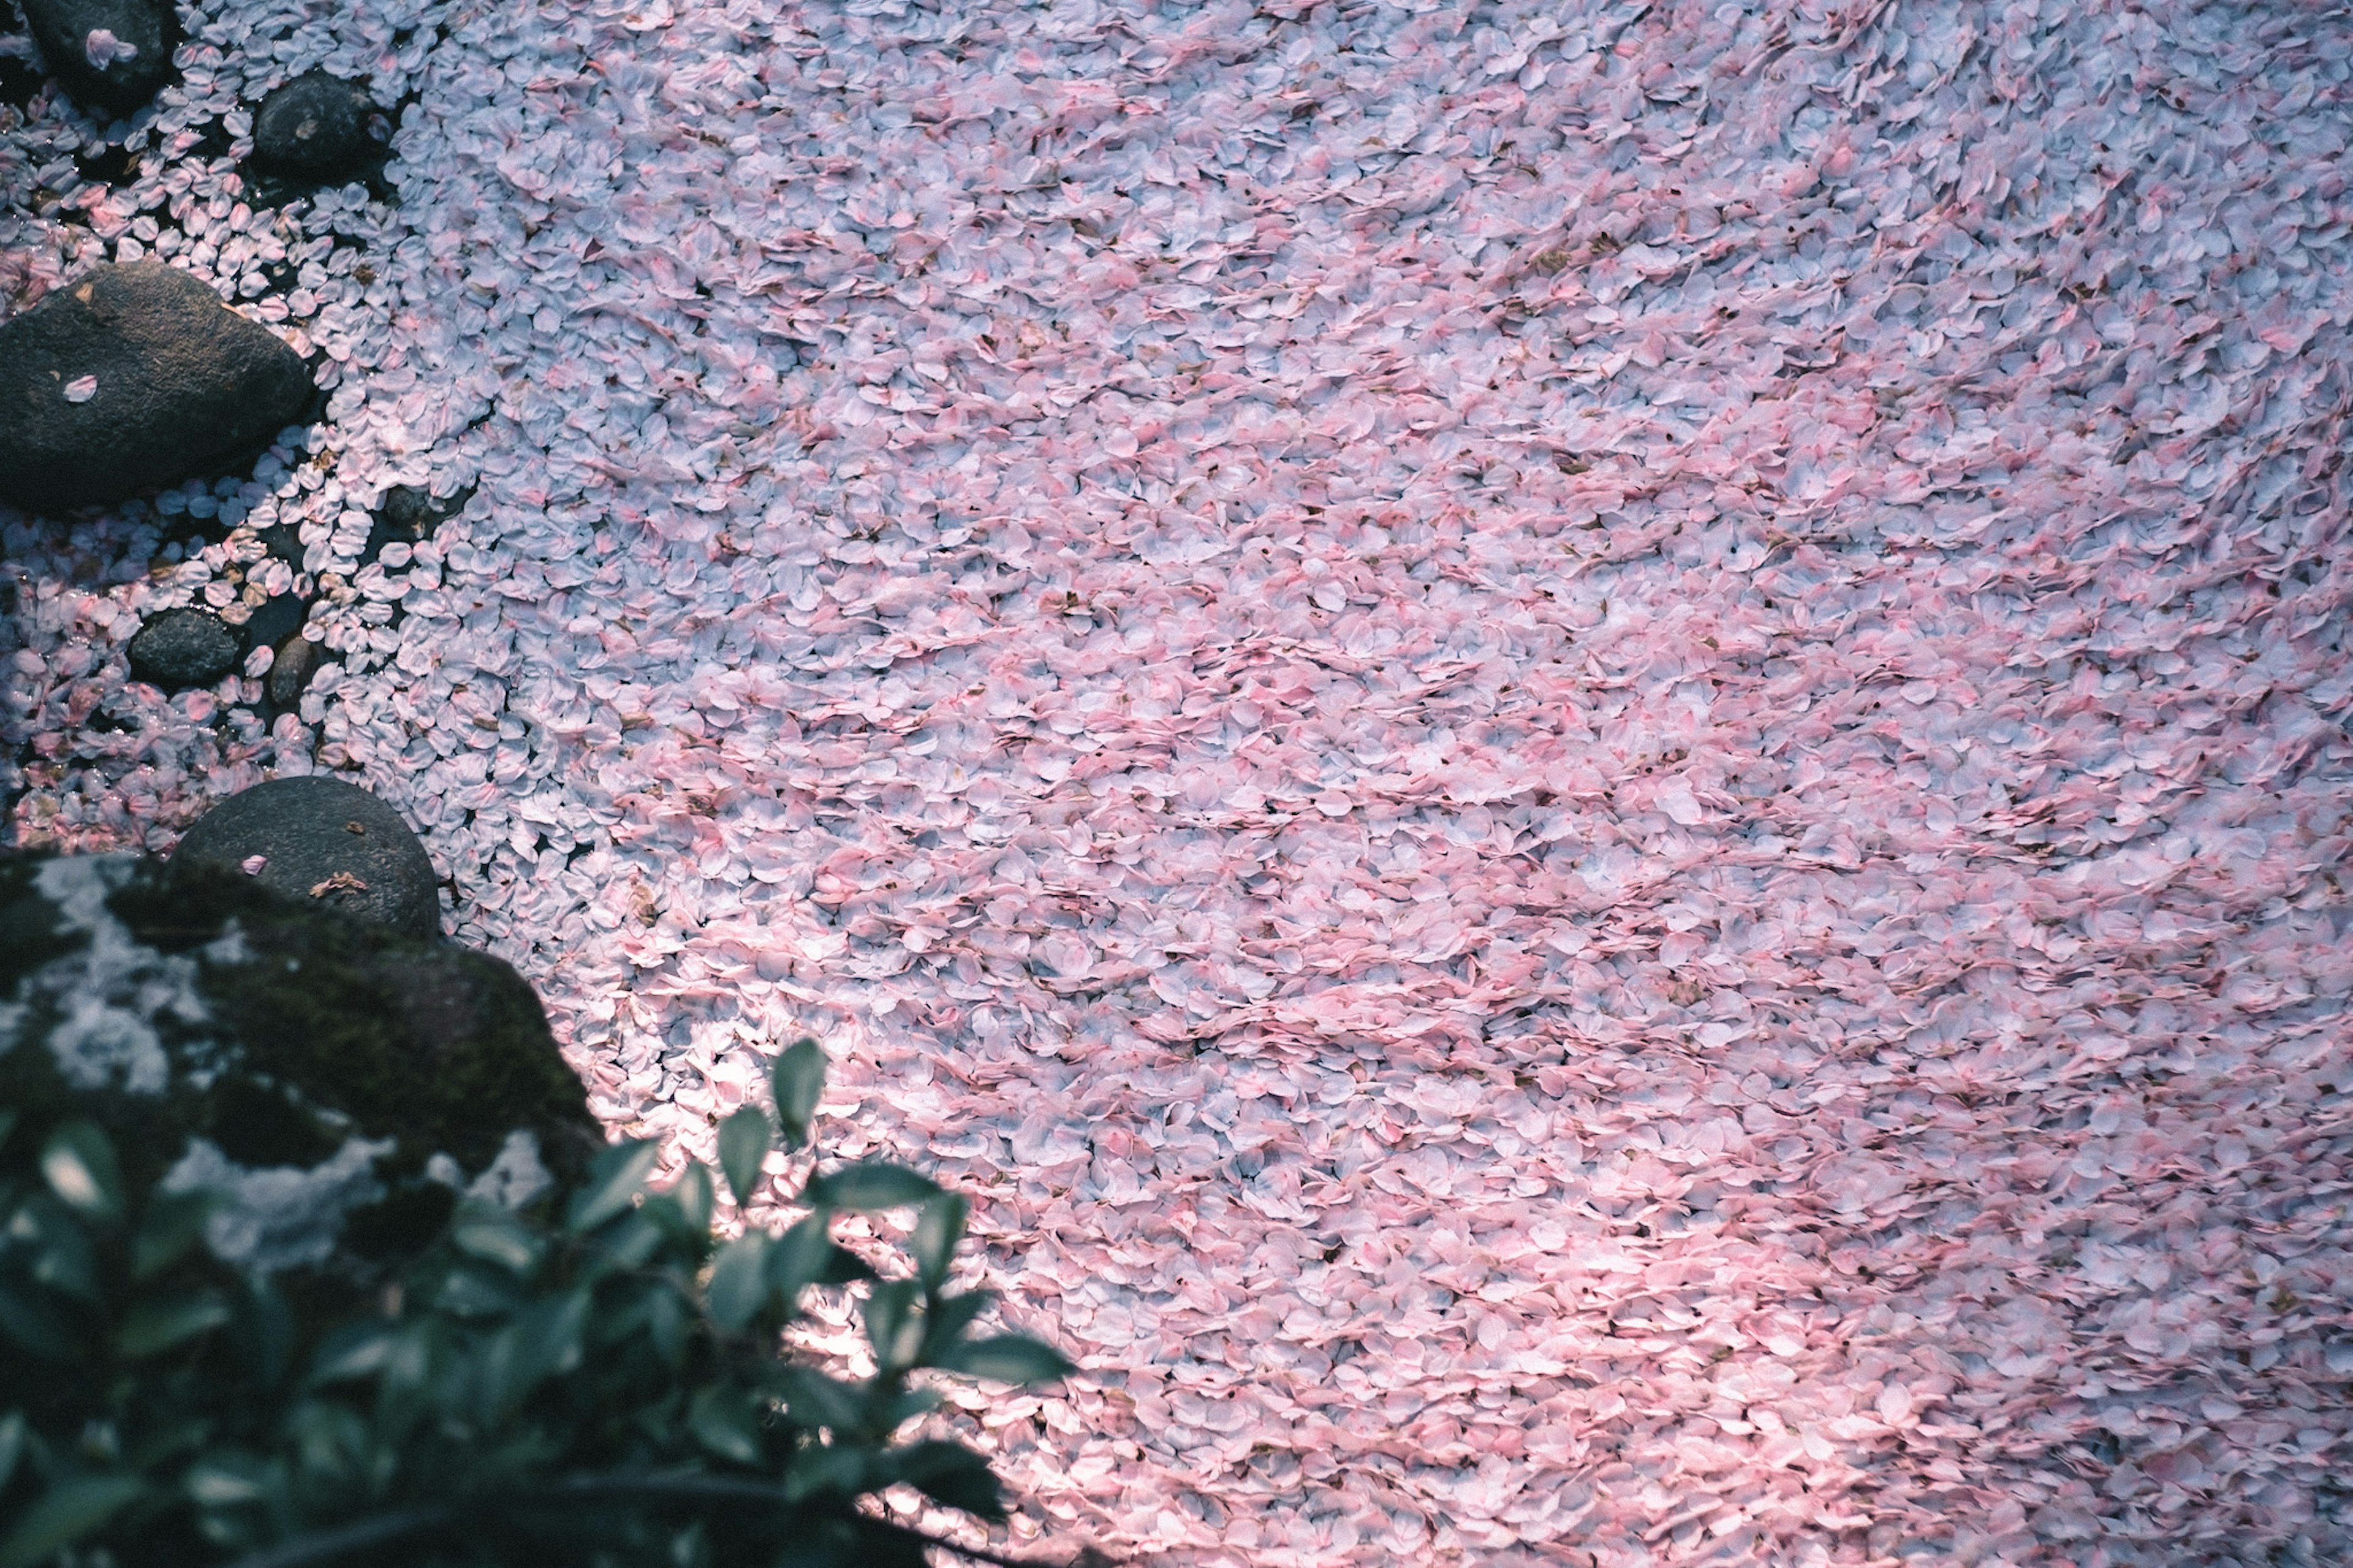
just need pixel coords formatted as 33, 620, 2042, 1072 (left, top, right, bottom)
172, 777, 442, 939
0, 851, 604, 1273
19, 0, 176, 116
0, 263, 314, 515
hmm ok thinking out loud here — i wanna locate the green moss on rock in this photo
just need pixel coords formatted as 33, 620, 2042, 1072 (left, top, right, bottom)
0, 850, 603, 1274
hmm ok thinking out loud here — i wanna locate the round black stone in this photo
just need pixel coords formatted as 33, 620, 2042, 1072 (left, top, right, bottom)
126, 606, 237, 689
265, 632, 324, 709
0, 262, 316, 514
173, 776, 441, 938
18, 0, 177, 117
251, 72, 376, 179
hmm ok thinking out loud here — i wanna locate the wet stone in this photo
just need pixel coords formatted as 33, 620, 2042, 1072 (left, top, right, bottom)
250, 72, 379, 181
266, 632, 325, 709
126, 605, 236, 689
17, 0, 176, 117
172, 776, 441, 939
0, 262, 315, 514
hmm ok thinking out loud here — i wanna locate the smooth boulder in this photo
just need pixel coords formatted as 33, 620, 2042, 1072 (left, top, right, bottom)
19, 0, 176, 116
126, 605, 237, 689
251, 72, 379, 180
0, 262, 314, 514
172, 776, 441, 939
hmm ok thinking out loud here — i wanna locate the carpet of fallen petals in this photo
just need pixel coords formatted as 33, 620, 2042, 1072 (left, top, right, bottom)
6, 0, 2353, 1562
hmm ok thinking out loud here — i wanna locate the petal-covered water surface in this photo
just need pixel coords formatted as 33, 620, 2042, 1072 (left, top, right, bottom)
6, 0, 2352, 1562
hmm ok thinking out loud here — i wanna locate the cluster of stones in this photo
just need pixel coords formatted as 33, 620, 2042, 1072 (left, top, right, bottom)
0, 20, 582, 1211
3, 790, 604, 1272
2, 0, 406, 719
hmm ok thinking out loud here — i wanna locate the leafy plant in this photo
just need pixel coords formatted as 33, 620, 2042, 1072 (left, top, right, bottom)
0, 1038, 1085, 1567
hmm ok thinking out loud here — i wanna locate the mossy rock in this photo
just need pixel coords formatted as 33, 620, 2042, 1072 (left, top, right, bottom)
0, 850, 602, 1274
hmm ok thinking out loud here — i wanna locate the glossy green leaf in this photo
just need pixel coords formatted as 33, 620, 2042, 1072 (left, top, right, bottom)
39, 1121, 122, 1221
118, 1293, 232, 1358
0, 1411, 23, 1493
784, 1441, 866, 1504
670, 1161, 716, 1235
919, 1290, 995, 1365
889, 1440, 1007, 1521
686, 1385, 763, 1466
820, 1243, 879, 1286
936, 1334, 1077, 1386
805, 1162, 939, 1213
132, 1190, 215, 1279
910, 1192, 967, 1290
770, 1037, 825, 1151
646, 1279, 689, 1370
0, 1474, 145, 1568
184, 1453, 270, 1508
777, 1366, 866, 1436
434, 1261, 525, 1319
767, 1214, 833, 1306
449, 1202, 544, 1275
863, 1279, 925, 1373
566, 1139, 660, 1233
306, 1323, 394, 1385
484, 1290, 589, 1417
716, 1107, 772, 1206
18, 1198, 98, 1301
704, 1232, 771, 1333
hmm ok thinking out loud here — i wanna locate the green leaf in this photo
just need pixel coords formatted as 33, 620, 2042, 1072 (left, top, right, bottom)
0, 1411, 24, 1492
716, 1107, 772, 1206
449, 1202, 544, 1275
704, 1232, 771, 1333
132, 1191, 216, 1279
230, 1276, 295, 1390
777, 1366, 866, 1435
806, 1162, 939, 1213
686, 1385, 763, 1466
820, 1243, 879, 1286
184, 1453, 270, 1508
888, 1440, 1007, 1521
919, 1290, 995, 1366
595, 1210, 669, 1272
0, 1474, 145, 1568
784, 1441, 866, 1504
670, 1161, 716, 1235
433, 1262, 524, 1319
483, 1290, 589, 1418
770, 1037, 825, 1151
910, 1192, 967, 1290
766, 1215, 833, 1306
16, 1197, 98, 1301
936, 1334, 1075, 1386
646, 1281, 689, 1371
39, 1121, 123, 1221
118, 1293, 232, 1358
863, 1278, 924, 1373
306, 1323, 394, 1385
567, 1139, 661, 1233
0, 1283, 81, 1360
